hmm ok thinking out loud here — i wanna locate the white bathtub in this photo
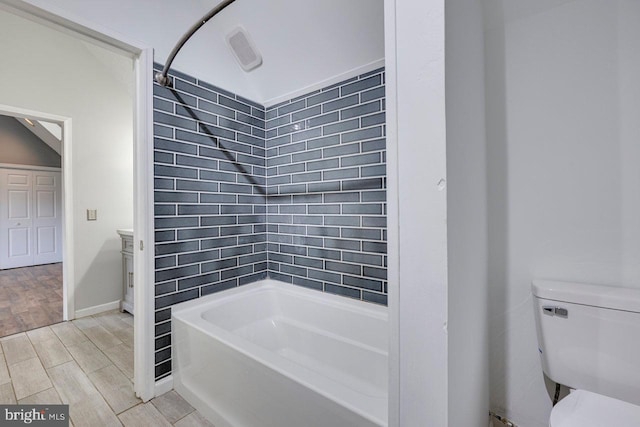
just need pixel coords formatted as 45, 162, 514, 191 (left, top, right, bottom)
172, 279, 388, 427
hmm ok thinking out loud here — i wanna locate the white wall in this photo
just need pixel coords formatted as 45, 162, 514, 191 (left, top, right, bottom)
0, 9, 134, 312
485, 1, 640, 425
386, 0, 449, 425
445, 0, 489, 426
21, 0, 384, 106
387, 1, 491, 424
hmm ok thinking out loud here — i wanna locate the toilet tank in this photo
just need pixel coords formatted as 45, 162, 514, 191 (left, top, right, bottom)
532, 280, 640, 406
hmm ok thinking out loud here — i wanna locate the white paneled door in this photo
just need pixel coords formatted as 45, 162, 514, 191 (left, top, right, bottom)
1, 170, 32, 269
0, 168, 62, 269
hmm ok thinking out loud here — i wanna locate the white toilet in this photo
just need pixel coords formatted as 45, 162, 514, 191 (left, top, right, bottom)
532, 280, 640, 427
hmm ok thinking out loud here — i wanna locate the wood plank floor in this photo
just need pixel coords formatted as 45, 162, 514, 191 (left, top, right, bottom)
0, 311, 214, 427
0, 263, 63, 338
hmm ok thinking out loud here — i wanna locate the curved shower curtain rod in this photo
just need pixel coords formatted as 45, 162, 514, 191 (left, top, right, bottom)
155, 0, 237, 87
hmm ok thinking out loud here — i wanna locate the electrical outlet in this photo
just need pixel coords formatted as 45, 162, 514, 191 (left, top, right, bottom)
87, 209, 97, 221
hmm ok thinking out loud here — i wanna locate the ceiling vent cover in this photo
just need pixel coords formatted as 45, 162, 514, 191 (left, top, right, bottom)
226, 26, 262, 72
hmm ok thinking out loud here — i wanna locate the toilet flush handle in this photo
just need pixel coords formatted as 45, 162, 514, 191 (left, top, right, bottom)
543, 306, 569, 318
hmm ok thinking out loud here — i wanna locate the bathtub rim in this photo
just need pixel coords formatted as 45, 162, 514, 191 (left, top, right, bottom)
171, 278, 389, 426
171, 278, 388, 320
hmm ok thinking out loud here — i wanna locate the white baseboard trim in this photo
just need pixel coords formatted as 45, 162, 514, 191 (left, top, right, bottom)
74, 300, 121, 318
155, 375, 173, 398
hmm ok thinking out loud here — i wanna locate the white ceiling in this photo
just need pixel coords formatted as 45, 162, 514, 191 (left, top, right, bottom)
20, 0, 385, 106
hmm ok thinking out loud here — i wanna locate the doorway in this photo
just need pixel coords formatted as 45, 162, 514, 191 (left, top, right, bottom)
0, 1, 155, 401
0, 111, 65, 336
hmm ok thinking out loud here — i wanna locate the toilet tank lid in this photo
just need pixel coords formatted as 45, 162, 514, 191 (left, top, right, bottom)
551, 390, 640, 427
532, 280, 640, 313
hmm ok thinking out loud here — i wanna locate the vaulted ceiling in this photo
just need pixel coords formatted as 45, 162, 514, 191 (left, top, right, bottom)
20, 0, 385, 105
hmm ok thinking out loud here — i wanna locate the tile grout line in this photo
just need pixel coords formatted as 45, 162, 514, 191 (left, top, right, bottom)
23, 328, 64, 404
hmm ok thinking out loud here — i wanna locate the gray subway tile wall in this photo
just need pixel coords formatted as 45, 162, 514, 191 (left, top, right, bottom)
153, 63, 386, 381
152, 63, 268, 380
264, 68, 387, 303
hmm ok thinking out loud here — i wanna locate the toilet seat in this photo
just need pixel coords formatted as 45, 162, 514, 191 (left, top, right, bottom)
550, 389, 640, 427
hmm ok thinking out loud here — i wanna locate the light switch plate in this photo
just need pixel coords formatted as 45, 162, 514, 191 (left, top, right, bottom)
87, 209, 97, 221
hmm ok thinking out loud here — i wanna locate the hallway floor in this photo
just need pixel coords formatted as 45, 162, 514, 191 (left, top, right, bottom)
0, 310, 213, 427
0, 263, 63, 337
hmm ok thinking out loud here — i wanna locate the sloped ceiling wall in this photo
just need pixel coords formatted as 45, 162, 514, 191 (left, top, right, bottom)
0, 115, 61, 167
20, 0, 385, 105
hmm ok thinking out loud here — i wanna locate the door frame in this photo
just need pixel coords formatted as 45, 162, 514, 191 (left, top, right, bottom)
0, 0, 156, 402
0, 108, 73, 320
